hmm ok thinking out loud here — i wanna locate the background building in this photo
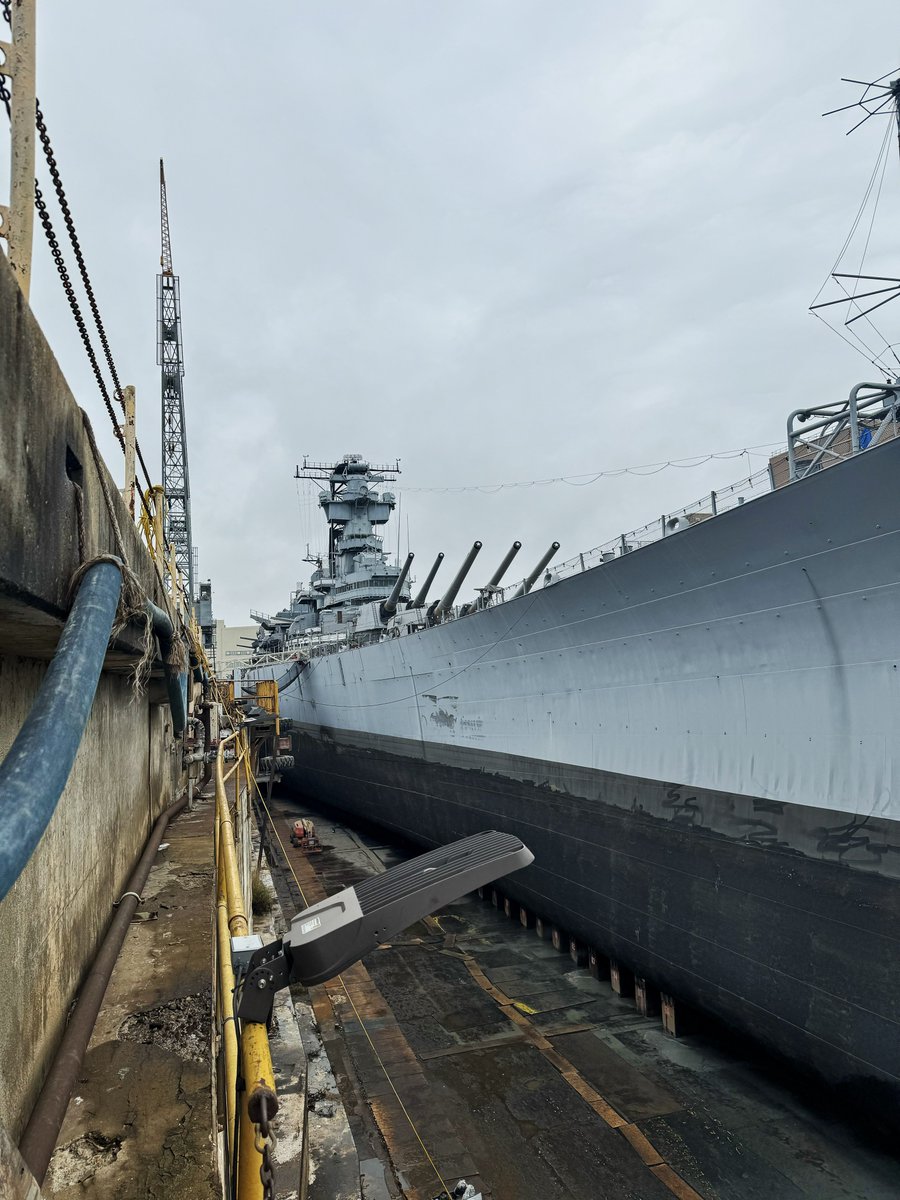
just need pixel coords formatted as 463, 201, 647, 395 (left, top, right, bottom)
213, 619, 257, 675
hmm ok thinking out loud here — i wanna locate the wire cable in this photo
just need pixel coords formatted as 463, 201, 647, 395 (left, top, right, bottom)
250, 773, 454, 1198
399, 443, 784, 495
810, 115, 900, 376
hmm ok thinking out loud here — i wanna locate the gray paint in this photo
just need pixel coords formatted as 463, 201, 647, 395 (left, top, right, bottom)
271, 434, 900, 823
248, 430, 900, 1109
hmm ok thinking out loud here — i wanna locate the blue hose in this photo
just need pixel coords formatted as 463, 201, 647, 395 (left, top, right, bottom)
144, 600, 187, 737
0, 561, 122, 902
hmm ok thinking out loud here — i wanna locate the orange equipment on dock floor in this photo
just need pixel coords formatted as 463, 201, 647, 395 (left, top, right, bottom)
290, 818, 321, 854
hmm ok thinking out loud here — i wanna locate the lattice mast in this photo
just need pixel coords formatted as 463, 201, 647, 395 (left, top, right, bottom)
157, 159, 194, 603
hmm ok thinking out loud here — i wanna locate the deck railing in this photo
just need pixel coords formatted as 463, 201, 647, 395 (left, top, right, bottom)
250, 381, 900, 652
493, 464, 774, 602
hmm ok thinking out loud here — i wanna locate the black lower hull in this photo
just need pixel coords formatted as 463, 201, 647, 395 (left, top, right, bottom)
283, 723, 900, 1122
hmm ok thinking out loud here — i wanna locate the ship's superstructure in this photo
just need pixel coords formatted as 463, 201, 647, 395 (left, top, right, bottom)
252, 455, 417, 654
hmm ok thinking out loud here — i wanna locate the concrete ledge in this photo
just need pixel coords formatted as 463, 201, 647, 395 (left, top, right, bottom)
0, 253, 167, 663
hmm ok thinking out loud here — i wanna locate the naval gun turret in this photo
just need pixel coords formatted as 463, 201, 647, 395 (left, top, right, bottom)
512, 542, 561, 598
381, 553, 414, 621
431, 542, 482, 621
409, 552, 444, 609
468, 547, 525, 614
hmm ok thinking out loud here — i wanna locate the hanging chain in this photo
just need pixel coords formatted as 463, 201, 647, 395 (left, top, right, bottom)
255, 1094, 277, 1200
0, 1, 10, 118
33, 183, 126, 446
1, 0, 160, 530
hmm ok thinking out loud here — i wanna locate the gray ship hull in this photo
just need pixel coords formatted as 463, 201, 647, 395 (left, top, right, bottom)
260, 436, 900, 1114
282, 725, 900, 1116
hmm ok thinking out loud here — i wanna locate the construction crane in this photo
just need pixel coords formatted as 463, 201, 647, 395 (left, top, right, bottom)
157, 159, 194, 605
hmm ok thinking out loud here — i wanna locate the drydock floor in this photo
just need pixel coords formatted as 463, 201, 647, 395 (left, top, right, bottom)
262, 789, 899, 1200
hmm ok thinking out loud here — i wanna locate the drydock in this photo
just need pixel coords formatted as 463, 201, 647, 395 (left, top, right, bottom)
1, 197, 899, 1200
254, 788, 900, 1200
2, 6, 900, 1199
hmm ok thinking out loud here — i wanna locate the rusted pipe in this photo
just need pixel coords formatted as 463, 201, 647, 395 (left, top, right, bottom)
18, 792, 190, 1184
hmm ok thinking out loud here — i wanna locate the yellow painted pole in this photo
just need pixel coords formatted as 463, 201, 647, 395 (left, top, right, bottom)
216, 730, 248, 937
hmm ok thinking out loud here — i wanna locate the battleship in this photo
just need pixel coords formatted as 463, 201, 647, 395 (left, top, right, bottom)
245, 384, 900, 1119
241, 83, 900, 1122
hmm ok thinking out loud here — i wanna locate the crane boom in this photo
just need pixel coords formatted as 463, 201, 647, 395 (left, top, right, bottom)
157, 158, 194, 604
159, 159, 173, 276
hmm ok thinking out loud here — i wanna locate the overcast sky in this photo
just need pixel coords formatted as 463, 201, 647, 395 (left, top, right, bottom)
10, 3, 900, 624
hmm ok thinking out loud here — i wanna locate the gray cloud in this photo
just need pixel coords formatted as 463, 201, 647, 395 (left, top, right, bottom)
11, 1, 900, 622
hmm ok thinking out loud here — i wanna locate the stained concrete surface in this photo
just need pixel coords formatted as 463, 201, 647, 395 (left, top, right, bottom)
44, 797, 217, 1200
0, 246, 182, 1141
266, 791, 900, 1200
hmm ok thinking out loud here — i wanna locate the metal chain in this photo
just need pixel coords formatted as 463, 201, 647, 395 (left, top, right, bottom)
33, 105, 159, 493
35, 102, 125, 399
1, 0, 157, 498
256, 1094, 277, 1200
33, 182, 126, 447
0, 2, 10, 118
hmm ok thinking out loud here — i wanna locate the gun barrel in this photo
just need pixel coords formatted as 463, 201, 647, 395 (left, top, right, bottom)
513, 542, 561, 598
381, 553, 415, 619
433, 542, 482, 618
410, 552, 444, 609
479, 540, 522, 606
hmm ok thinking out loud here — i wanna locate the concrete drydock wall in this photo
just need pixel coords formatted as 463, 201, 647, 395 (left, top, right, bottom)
0, 253, 183, 1137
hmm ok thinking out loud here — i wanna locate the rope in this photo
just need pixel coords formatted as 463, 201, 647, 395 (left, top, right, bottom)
72, 481, 86, 564
399, 442, 784, 494
250, 775, 453, 1198
66, 554, 154, 696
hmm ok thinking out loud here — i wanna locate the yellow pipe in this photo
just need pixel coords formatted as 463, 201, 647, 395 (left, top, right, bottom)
238, 1024, 278, 1199
243, 743, 250, 824
222, 748, 246, 784
216, 851, 239, 1165
216, 726, 279, 1197
216, 731, 248, 938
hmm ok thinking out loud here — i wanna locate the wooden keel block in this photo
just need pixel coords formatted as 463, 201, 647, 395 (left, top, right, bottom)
588, 948, 610, 980
635, 976, 660, 1017
569, 937, 588, 967
610, 960, 634, 998
662, 992, 679, 1035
